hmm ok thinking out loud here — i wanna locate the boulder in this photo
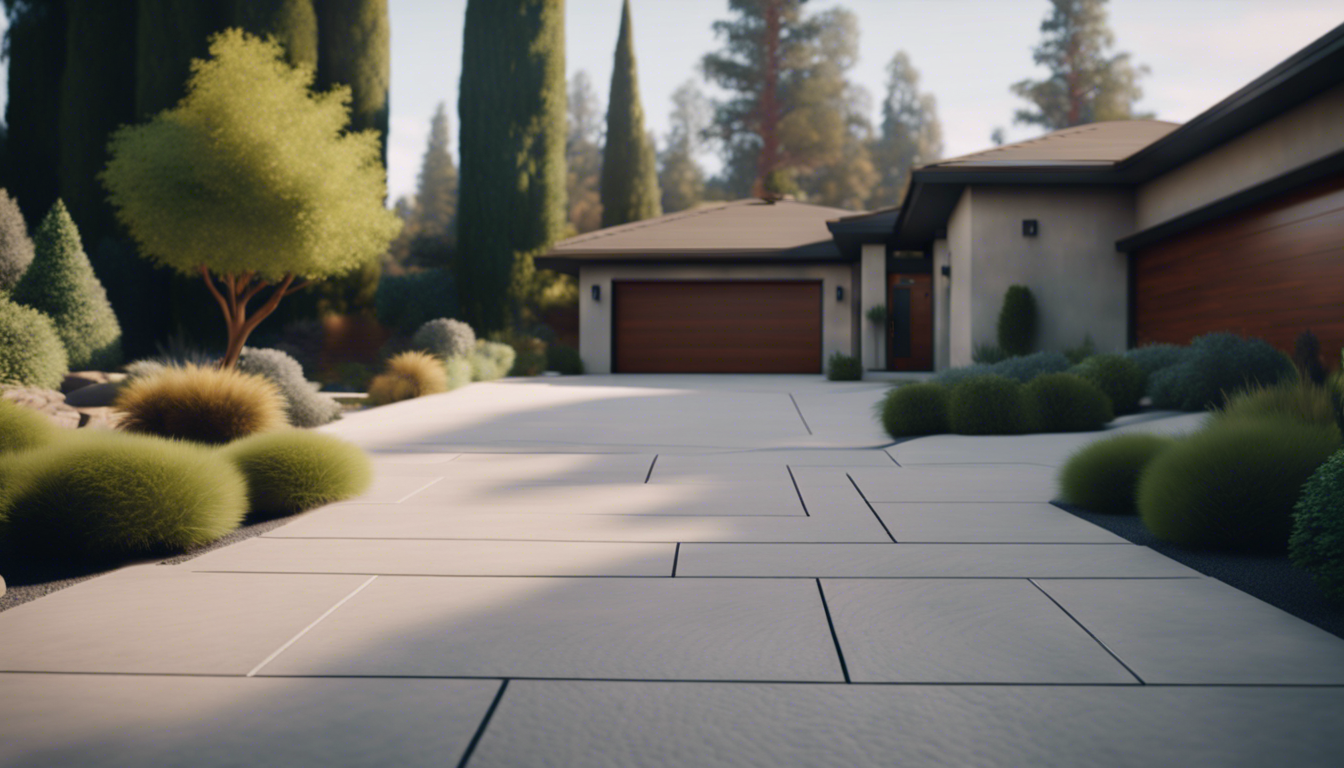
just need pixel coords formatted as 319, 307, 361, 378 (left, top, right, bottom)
64, 381, 122, 408
1, 386, 80, 429
61, 371, 125, 395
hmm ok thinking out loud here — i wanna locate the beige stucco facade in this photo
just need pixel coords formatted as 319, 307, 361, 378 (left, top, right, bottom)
858, 243, 886, 370
578, 263, 856, 374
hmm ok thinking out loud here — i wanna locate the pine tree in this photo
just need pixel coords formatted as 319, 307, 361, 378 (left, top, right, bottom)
658, 81, 708, 213
12, 200, 123, 370
457, 0, 567, 333
231, 0, 319, 69
415, 103, 458, 247
567, 71, 604, 234
2, 0, 67, 225
600, 0, 660, 227
867, 51, 942, 208
1011, 0, 1151, 130
316, 0, 391, 167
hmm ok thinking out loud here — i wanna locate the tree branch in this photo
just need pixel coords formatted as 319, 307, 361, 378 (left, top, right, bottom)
200, 266, 232, 324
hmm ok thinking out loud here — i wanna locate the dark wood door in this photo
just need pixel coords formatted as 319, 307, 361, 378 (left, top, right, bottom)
1133, 172, 1344, 356
888, 273, 933, 371
613, 280, 822, 373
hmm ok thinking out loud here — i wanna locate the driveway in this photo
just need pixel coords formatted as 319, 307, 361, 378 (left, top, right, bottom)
2, 375, 1343, 767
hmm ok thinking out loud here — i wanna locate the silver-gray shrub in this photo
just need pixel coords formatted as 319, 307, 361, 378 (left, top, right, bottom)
0, 189, 35, 291
237, 347, 341, 427
413, 318, 476, 360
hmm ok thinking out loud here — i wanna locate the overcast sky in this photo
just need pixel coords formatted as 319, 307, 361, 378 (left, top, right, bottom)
2, 1, 1340, 206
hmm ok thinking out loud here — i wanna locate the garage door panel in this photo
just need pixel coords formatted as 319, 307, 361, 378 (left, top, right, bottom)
614, 281, 822, 373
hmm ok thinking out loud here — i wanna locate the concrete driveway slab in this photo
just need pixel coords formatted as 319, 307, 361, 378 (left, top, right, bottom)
677, 543, 1199, 578
399, 480, 808, 516
850, 464, 1059, 502
187, 538, 676, 577
821, 579, 1136, 683
0, 673, 500, 768
0, 570, 370, 674
1037, 578, 1344, 684
260, 577, 846, 681
468, 681, 1344, 768
344, 474, 447, 503
871, 502, 1127, 543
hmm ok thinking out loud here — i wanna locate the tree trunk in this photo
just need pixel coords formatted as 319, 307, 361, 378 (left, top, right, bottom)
753, 0, 782, 196
200, 268, 306, 367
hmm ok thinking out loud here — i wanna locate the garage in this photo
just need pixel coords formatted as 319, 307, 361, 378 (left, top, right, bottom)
1133, 173, 1344, 355
612, 280, 822, 373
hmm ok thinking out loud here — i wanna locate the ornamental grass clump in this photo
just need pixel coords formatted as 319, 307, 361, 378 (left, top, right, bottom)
1025, 373, 1113, 432
1290, 449, 1344, 602
1057, 433, 1176, 515
221, 431, 372, 519
1137, 418, 1339, 552
826, 352, 863, 381
1216, 378, 1339, 431
115, 364, 287, 444
367, 351, 448, 405
879, 382, 949, 438
2, 430, 247, 561
947, 375, 1034, 435
1070, 353, 1146, 415
0, 295, 68, 389
236, 347, 341, 427
0, 398, 59, 455
412, 318, 476, 360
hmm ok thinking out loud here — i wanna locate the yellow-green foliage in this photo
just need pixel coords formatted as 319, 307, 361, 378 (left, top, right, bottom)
1217, 378, 1339, 431
1058, 433, 1175, 515
221, 430, 372, 519
115, 364, 287, 444
445, 355, 473, 390
101, 29, 401, 284
2, 430, 247, 561
472, 340, 515, 381
367, 351, 448, 405
0, 294, 68, 389
0, 398, 59, 454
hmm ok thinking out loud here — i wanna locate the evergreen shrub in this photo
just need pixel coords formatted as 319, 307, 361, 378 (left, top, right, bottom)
472, 341, 515, 381
935, 363, 994, 387
236, 347, 341, 427
947, 375, 1034, 435
1148, 333, 1294, 411
879, 382, 949, 438
445, 355, 473, 389
971, 343, 1010, 364
1137, 418, 1339, 552
490, 330, 547, 376
1124, 343, 1188, 380
221, 430, 372, 519
547, 344, 584, 375
993, 351, 1071, 383
0, 189, 34, 292
367, 351, 448, 405
1057, 433, 1175, 515
996, 285, 1036, 356
1025, 373, 1113, 432
115, 364, 287, 444
1290, 449, 1344, 601
0, 295, 68, 389
1070, 353, 1145, 415
1217, 378, 1338, 430
826, 352, 863, 381
0, 398, 58, 454
375, 268, 456, 335
412, 317, 476, 359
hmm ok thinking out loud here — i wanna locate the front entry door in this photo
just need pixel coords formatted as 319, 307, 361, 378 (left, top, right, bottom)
888, 273, 933, 371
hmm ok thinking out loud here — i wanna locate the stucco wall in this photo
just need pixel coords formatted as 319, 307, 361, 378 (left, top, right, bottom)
578, 263, 856, 374
1137, 82, 1344, 230
932, 238, 951, 371
859, 243, 886, 370
951, 186, 1133, 366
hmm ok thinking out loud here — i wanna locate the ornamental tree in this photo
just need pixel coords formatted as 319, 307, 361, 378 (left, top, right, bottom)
102, 29, 401, 367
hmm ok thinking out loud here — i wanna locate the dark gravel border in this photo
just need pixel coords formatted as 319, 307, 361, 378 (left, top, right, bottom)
1053, 500, 1344, 640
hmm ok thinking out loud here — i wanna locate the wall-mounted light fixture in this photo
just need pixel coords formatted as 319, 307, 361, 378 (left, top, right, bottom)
941, 265, 951, 278
1022, 219, 1039, 237
836, 285, 845, 302
591, 285, 601, 301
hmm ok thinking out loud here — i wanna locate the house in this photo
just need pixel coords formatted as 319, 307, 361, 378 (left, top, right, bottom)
540, 22, 1343, 375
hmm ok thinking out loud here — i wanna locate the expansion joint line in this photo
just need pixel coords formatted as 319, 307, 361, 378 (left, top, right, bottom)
815, 579, 851, 683
1028, 579, 1146, 685
245, 575, 378, 678
846, 473, 896, 542
458, 680, 510, 768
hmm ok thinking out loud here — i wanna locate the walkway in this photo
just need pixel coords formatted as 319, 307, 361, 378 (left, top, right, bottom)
2, 375, 1343, 767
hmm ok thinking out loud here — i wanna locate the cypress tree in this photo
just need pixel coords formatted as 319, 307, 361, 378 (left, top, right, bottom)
316, 0, 391, 167
416, 103, 458, 244
231, 0, 319, 69
600, 0, 660, 227
2, 0, 67, 225
457, 0, 567, 333
135, 0, 229, 118
13, 201, 123, 370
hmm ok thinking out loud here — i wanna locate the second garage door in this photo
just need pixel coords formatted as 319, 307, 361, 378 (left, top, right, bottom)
613, 280, 822, 373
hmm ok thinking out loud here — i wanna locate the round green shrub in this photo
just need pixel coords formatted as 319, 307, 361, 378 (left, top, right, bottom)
547, 343, 585, 375
0, 294, 69, 389
0, 398, 59, 454
935, 362, 994, 387
237, 346, 341, 428
1289, 449, 1344, 601
1148, 333, 1294, 411
1137, 418, 1340, 552
992, 351, 1071, 383
826, 352, 863, 381
3, 430, 247, 561
472, 340, 516, 381
1025, 373, 1113, 432
221, 430, 372, 519
412, 317, 476, 360
996, 284, 1037, 356
879, 382, 950, 438
948, 375, 1034, 435
1070, 353, 1146, 415
0, 188, 35, 292
445, 355, 473, 389
11, 201, 122, 370
1125, 343, 1188, 379
1057, 433, 1176, 515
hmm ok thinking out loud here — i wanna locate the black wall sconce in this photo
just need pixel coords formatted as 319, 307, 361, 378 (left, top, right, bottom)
941, 265, 951, 278
591, 285, 601, 301
1022, 219, 1039, 237
836, 285, 845, 302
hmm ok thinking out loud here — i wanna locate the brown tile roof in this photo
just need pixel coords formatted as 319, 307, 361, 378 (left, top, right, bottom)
544, 198, 856, 257
926, 120, 1181, 169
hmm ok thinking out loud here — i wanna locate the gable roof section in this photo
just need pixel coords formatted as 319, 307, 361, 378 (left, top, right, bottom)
538, 199, 854, 272
928, 120, 1179, 170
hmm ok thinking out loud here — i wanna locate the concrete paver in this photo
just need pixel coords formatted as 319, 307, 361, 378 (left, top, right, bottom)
871, 501, 1129, 542
850, 464, 1059, 502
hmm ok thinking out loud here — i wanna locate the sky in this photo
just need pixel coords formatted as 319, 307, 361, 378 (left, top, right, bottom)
1, 1, 1340, 206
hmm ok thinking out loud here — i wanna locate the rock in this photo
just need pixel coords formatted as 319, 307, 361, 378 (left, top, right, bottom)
61, 371, 125, 395
76, 407, 124, 430
1, 386, 81, 429
65, 381, 122, 408
0, 575, 5, 599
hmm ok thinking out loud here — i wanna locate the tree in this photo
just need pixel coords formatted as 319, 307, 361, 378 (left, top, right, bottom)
0, 189, 34, 291
12, 200, 123, 370
567, 71, 604, 233
867, 51, 942, 208
457, 0, 566, 333
102, 30, 401, 367
395, 102, 459, 270
135, 0, 229, 118
317, 0, 391, 168
600, 0, 660, 227
1010, 0, 1151, 130
658, 80, 708, 213
231, 0, 318, 69
2, 0, 67, 225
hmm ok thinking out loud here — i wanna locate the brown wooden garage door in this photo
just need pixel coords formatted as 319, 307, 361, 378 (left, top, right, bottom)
1133, 172, 1344, 355
613, 280, 822, 373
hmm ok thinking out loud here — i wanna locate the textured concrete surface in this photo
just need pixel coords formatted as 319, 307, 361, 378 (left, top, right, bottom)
0, 376, 1339, 766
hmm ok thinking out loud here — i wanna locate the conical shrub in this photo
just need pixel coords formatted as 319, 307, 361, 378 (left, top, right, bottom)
0, 189, 35, 292
11, 200, 123, 370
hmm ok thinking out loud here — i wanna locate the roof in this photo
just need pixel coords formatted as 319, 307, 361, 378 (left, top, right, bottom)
926, 120, 1179, 169
538, 199, 856, 272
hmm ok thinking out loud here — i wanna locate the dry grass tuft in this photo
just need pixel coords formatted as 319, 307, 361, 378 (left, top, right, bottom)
114, 364, 286, 444
367, 351, 448, 405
